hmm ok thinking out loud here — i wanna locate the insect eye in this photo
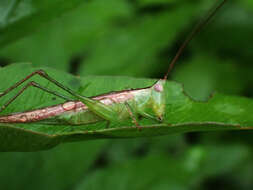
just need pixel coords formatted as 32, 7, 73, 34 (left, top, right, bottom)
154, 83, 163, 92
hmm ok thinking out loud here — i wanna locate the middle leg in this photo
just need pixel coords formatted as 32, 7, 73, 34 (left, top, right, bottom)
124, 102, 142, 130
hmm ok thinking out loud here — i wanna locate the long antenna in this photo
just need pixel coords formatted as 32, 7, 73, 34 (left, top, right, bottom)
164, 0, 227, 80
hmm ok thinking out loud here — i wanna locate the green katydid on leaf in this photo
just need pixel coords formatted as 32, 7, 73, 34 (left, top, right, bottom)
1, 0, 252, 152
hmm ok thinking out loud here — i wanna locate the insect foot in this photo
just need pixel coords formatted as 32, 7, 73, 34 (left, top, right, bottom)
132, 120, 142, 131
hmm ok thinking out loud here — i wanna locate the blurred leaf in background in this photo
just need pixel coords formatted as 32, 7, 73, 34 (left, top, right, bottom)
1, 0, 253, 189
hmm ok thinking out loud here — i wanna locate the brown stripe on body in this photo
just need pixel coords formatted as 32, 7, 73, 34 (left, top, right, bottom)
0, 88, 146, 123
0, 101, 84, 123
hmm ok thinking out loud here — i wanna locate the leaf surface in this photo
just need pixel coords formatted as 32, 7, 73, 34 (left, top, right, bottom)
0, 0, 86, 47
0, 63, 253, 151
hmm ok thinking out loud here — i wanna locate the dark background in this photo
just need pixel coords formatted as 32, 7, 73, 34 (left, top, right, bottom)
1, 0, 253, 189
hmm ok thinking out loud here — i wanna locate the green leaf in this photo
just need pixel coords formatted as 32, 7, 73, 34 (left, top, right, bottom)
0, 1, 198, 74
0, 0, 87, 47
79, 2, 198, 77
0, 140, 106, 190
1, 63, 253, 151
75, 155, 196, 190
172, 54, 246, 101
74, 144, 250, 190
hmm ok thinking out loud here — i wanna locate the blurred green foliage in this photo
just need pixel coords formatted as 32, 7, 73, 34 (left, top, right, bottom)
1, 0, 253, 189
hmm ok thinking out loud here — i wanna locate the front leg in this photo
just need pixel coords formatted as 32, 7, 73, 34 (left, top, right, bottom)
138, 110, 163, 123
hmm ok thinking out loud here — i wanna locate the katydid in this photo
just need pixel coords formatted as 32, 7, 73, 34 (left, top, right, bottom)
0, 0, 227, 128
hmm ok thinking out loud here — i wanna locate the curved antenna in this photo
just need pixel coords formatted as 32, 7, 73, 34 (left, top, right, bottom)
164, 0, 227, 80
